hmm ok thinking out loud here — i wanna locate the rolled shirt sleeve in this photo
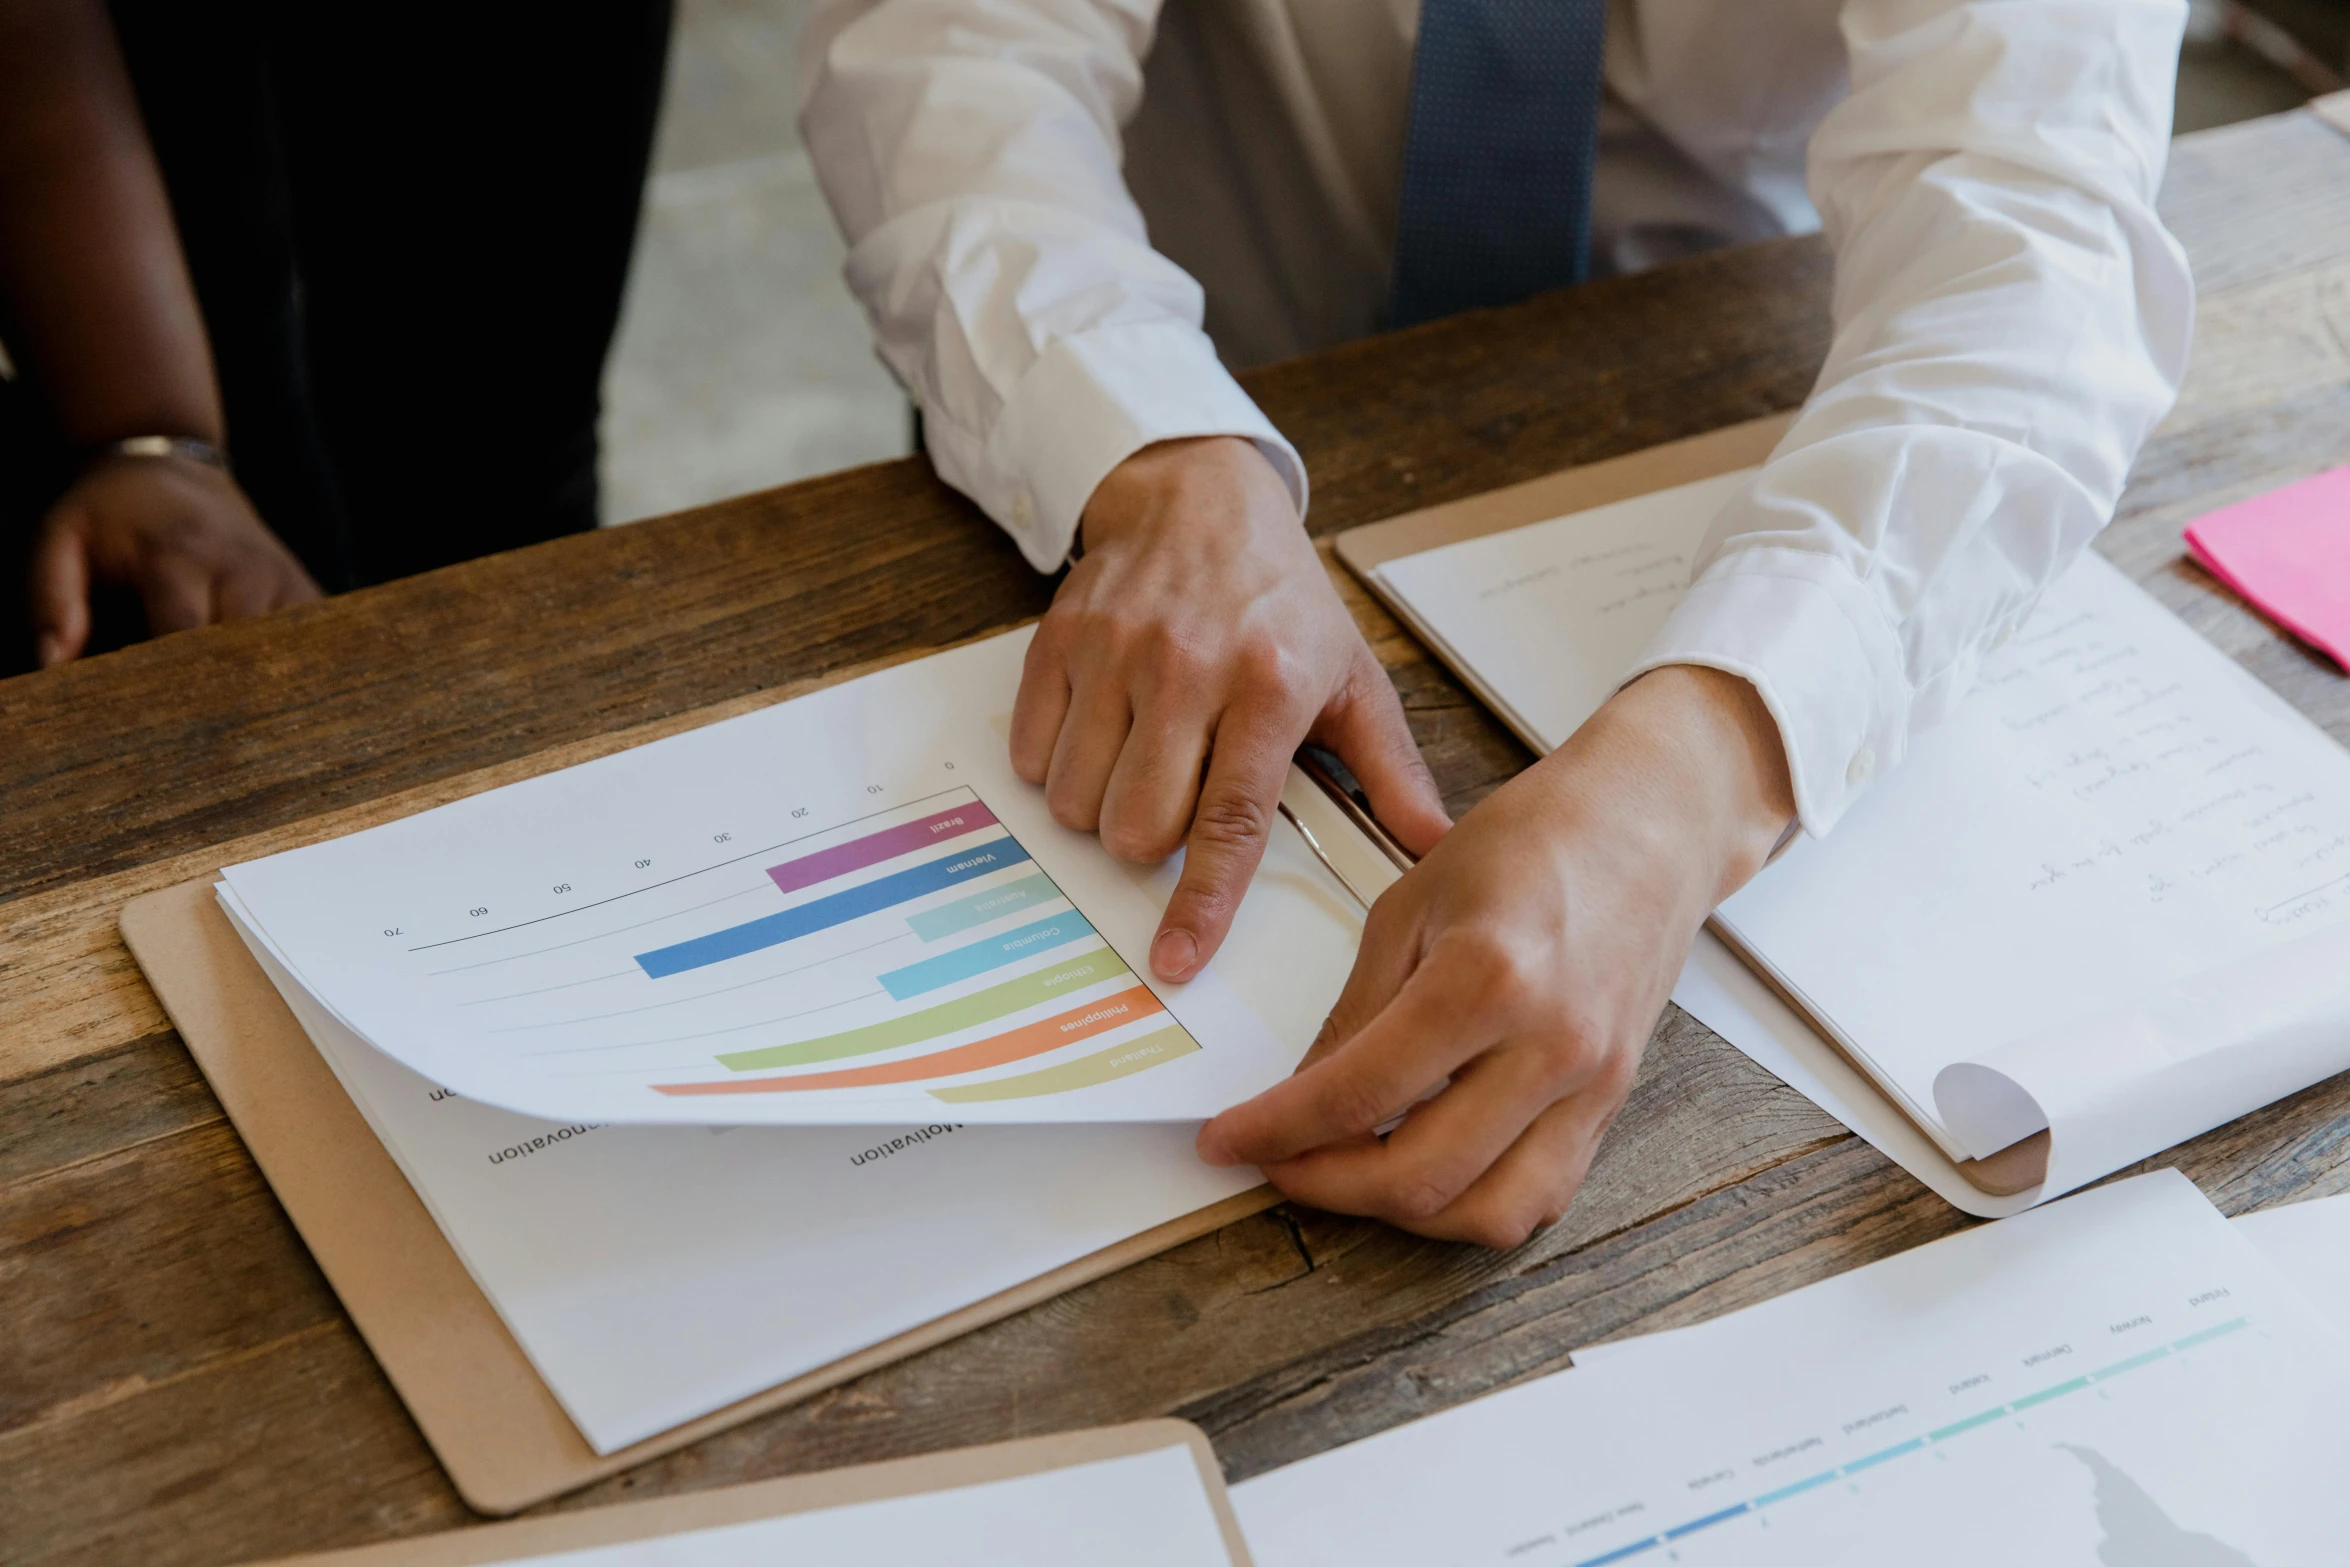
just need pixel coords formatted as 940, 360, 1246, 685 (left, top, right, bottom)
800, 0, 1306, 571
1627, 0, 2194, 832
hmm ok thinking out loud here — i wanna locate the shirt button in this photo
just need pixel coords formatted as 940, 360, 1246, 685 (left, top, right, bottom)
1847, 747, 1876, 788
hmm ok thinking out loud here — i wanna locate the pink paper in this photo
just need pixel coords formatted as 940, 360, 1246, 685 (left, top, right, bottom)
2183, 467, 2350, 672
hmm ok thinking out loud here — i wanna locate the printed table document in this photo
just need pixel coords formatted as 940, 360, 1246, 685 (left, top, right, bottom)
1365, 472, 2350, 1211
1233, 1170, 2350, 1566
221, 631, 1380, 1126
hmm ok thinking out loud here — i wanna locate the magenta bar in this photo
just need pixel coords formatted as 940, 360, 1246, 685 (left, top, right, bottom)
766, 800, 1001, 894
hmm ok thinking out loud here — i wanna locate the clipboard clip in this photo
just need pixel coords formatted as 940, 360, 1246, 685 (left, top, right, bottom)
1276, 748, 1419, 912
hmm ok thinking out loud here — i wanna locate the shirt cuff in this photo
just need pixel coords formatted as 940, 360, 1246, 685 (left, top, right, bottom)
925, 321, 1308, 573
1624, 546, 1911, 835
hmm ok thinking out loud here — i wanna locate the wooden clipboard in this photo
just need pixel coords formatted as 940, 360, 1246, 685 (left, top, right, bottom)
120, 877, 1279, 1516
239, 1420, 1253, 1565
1332, 414, 2050, 1199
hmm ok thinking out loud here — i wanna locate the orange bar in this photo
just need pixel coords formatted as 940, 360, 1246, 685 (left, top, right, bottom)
652, 984, 1167, 1095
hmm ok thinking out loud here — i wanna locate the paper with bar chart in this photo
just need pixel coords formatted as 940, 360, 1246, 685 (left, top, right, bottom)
220, 631, 1384, 1126
1234, 1171, 2350, 1567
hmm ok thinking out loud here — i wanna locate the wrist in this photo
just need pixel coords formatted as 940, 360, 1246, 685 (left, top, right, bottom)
1541, 665, 1797, 908
1627, 665, 1797, 896
1079, 436, 1293, 557
80, 433, 231, 477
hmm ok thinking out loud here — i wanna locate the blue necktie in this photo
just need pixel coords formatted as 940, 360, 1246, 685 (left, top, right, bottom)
1390, 0, 1608, 329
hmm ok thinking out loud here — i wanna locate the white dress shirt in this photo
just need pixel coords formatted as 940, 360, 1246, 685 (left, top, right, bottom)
800, 0, 2193, 834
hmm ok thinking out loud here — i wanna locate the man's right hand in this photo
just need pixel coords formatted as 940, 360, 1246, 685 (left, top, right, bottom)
29, 453, 320, 665
1011, 435, 1451, 980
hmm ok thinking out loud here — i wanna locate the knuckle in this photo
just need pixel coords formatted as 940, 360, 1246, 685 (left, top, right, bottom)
1458, 934, 1545, 1007
1483, 1207, 1546, 1251
1233, 638, 1302, 703
1139, 624, 1211, 687
1190, 785, 1271, 851
1100, 815, 1181, 865
1044, 779, 1100, 833
1384, 1173, 1459, 1224
1317, 1069, 1398, 1139
1587, 1042, 1641, 1102
1453, 1193, 1551, 1250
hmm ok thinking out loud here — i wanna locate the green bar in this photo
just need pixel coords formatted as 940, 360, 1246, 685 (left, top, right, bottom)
929, 1025, 1200, 1103
905, 873, 1061, 942
1927, 1407, 2010, 1442
2010, 1377, 2089, 1411
2171, 1317, 2248, 1352
715, 948, 1131, 1071
2089, 1346, 2171, 1381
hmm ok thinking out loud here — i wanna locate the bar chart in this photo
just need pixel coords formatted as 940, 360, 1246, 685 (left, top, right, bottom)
420, 789, 1203, 1107
220, 630, 1341, 1124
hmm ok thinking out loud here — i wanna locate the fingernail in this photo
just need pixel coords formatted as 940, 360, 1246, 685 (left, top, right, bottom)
34, 633, 63, 668
1152, 929, 1198, 980
1195, 1123, 1236, 1166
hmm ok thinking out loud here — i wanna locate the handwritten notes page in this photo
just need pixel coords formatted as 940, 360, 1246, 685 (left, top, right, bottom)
1236, 1172, 2350, 1567
1368, 469, 2350, 1207
1721, 551, 2350, 1193
1373, 469, 1751, 751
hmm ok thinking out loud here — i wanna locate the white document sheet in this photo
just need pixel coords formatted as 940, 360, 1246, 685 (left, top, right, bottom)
2232, 1192, 2350, 1332
1576, 1184, 2350, 1370
1233, 1170, 2350, 1566
220, 631, 1388, 1127
221, 892, 1257, 1455
490, 1444, 1235, 1565
1371, 472, 2350, 1211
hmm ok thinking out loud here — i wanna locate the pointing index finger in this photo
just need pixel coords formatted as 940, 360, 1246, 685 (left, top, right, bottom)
1150, 697, 1302, 980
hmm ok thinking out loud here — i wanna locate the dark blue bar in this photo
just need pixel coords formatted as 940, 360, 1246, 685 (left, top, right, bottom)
636, 840, 1034, 978
1663, 1503, 1750, 1540
1574, 1539, 1660, 1567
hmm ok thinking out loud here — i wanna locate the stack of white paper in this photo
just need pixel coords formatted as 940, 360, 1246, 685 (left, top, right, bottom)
1367, 474, 2350, 1213
213, 631, 1397, 1454
1234, 1170, 2350, 1566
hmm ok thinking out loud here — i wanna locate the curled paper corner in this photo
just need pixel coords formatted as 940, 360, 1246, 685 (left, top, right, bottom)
1934, 1060, 2053, 1198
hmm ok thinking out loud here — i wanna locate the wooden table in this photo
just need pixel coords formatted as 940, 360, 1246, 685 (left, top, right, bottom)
8, 104, 2350, 1566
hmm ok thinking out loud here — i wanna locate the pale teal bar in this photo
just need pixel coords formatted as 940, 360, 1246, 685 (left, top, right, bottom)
1928, 1407, 2009, 1442
2171, 1317, 2248, 1352
2011, 1376, 2089, 1412
2090, 1346, 2171, 1381
905, 873, 1061, 942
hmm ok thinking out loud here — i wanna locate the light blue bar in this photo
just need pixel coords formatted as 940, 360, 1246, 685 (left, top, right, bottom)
1574, 1538, 1659, 1566
1842, 1438, 1924, 1474
1663, 1503, 1749, 1540
904, 872, 1062, 942
875, 911, 1098, 1001
2171, 1317, 2248, 1352
1756, 1471, 1838, 1505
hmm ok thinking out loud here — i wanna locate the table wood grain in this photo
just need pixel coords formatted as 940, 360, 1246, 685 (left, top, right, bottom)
6, 106, 2350, 1566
